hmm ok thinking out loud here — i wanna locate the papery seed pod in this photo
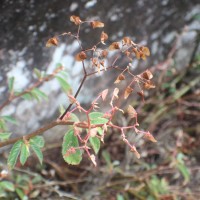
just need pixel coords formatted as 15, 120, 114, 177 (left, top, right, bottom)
113, 88, 119, 99
144, 131, 157, 142
75, 51, 87, 61
125, 50, 131, 57
70, 15, 82, 25
91, 57, 98, 66
127, 105, 137, 119
101, 50, 108, 58
140, 52, 146, 60
143, 81, 155, 89
90, 154, 97, 166
140, 46, 150, 56
114, 74, 125, 84
101, 31, 108, 44
140, 69, 153, 80
100, 89, 108, 101
137, 90, 144, 101
132, 48, 140, 59
130, 146, 140, 159
124, 86, 133, 99
109, 42, 120, 50
90, 21, 104, 28
122, 37, 132, 45
46, 37, 58, 47
90, 128, 98, 137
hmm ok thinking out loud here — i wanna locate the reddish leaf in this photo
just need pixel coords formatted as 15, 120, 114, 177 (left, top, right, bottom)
46, 37, 58, 47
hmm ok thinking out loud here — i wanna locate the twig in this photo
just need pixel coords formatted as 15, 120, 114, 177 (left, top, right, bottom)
0, 120, 73, 148
0, 67, 64, 112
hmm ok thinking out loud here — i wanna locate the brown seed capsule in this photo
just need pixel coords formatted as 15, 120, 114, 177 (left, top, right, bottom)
46, 37, 58, 47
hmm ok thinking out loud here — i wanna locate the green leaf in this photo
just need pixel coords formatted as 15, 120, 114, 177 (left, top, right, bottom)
30, 136, 45, 148
176, 153, 190, 183
97, 127, 103, 135
89, 112, 104, 119
117, 194, 124, 200
30, 143, 43, 165
62, 129, 82, 165
90, 118, 108, 125
89, 112, 108, 125
2, 115, 18, 125
0, 187, 6, 197
0, 181, 15, 192
32, 175, 43, 184
8, 140, 23, 169
8, 77, 15, 92
0, 119, 7, 131
20, 143, 30, 166
59, 104, 65, 115
33, 68, 42, 79
21, 93, 33, 101
56, 76, 71, 93
59, 70, 69, 79
89, 137, 100, 154
0, 132, 12, 141
68, 113, 79, 122
31, 88, 48, 101
16, 188, 28, 200
102, 150, 112, 167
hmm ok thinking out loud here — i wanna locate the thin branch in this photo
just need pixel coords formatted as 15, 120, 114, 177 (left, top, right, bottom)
59, 74, 87, 120
0, 120, 72, 148
0, 67, 64, 112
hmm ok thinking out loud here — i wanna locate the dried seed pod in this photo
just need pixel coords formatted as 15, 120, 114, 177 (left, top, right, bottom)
143, 80, 155, 89
124, 86, 134, 99
90, 21, 104, 28
114, 74, 125, 84
127, 105, 137, 119
140, 69, 153, 80
75, 51, 87, 61
46, 37, 58, 47
109, 42, 120, 50
101, 50, 108, 58
140, 46, 150, 56
144, 131, 157, 142
70, 15, 82, 25
101, 31, 108, 44
122, 37, 132, 45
